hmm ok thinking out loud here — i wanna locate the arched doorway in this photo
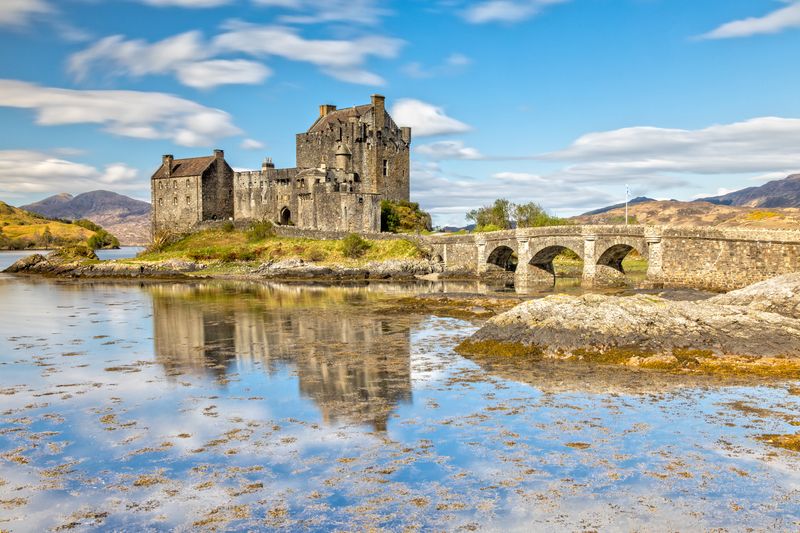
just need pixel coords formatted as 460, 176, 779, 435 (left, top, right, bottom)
279, 206, 291, 226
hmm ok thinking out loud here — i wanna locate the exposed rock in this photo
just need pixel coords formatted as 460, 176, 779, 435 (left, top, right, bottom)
4, 253, 47, 273
3, 253, 188, 278
464, 289, 800, 359
250, 258, 439, 280
709, 273, 800, 319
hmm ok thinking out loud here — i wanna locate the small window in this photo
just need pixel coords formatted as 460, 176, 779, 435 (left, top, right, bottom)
186, 179, 190, 188
173, 181, 177, 189
358, 197, 364, 204
158, 198, 163, 207
173, 197, 178, 206
159, 182, 164, 190
382, 159, 389, 177
186, 195, 191, 204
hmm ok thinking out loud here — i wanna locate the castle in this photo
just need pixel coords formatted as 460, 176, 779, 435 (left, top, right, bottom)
150, 94, 411, 235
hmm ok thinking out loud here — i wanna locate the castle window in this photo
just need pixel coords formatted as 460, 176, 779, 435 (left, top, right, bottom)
186, 179, 190, 188
158, 198, 163, 207
382, 159, 389, 177
186, 195, 191, 205
173, 181, 177, 189
358, 197, 363, 204
173, 197, 178, 206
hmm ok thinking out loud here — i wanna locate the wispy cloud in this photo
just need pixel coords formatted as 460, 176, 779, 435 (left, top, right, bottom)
416, 140, 483, 160
541, 116, 800, 184
68, 24, 403, 88
390, 99, 471, 137
252, 0, 389, 25
0, 150, 142, 199
700, 1, 800, 39
241, 138, 266, 150
0, 79, 242, 147
0, 0, 52, 27
401, 53, 471, 79
462, 0, 569, 24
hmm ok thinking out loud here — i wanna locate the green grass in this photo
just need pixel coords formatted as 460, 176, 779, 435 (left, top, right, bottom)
134, 229, 426, 266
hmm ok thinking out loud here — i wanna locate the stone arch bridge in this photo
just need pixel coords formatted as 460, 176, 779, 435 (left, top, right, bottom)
424, 225, 800, 292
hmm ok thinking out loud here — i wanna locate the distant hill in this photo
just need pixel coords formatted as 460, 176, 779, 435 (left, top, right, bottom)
572, 199, 800, 229
580, 196, 655, 216
0, 200, 98, 250
697, 173, 800, 208
22, 190, 150, 245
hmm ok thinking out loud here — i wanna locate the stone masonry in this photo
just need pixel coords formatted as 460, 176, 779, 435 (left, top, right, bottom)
151, 94, 411, 235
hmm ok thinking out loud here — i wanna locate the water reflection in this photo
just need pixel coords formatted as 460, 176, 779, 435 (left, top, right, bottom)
150, 283, 415, 430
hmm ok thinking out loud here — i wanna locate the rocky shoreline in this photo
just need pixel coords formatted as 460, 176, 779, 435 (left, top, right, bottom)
458, 274, 800, 376
3, 251, 450, 282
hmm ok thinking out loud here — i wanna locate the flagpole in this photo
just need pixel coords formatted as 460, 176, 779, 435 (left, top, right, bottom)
625, 185, 629, 225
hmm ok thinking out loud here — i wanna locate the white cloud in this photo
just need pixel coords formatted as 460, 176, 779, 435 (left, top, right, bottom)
0, 0, 52, 27
0, 150, 142, 199
253, 0, 389, 25
410, 161, 614, 226
700, 2, 800, 39
69, 24, 401, 88
241, 138, 266, 150
542, 116, 800, 184
389, 99, 471, 137
176, 59, 272, 89
213, 23, 403, 86
0, 79, 242, 147
463, 0, 569, 24
416, 140, 482, 160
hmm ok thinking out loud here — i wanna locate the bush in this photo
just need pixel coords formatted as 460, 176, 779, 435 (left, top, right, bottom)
222, 221, 235, 232
52, 244, 99, 261
341, 233, 370, 258
87, 229, 120, 250
308, 249, 327, 262
247, 220, 274, 242
144, 230, 180, 255
474, 224, 503, 233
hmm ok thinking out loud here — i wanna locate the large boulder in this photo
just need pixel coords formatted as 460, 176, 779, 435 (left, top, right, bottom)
709, 273, 800, 320
464, 290, 800, 359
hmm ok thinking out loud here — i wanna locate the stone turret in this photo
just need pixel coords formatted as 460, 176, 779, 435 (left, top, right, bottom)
335, 143, 352, 172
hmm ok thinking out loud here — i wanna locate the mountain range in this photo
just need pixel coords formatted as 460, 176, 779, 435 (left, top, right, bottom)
22, 190, 150, 245
696, 174, 800, 208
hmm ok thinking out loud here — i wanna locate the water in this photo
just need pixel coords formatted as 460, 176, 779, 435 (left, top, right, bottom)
0, 277, 799, 531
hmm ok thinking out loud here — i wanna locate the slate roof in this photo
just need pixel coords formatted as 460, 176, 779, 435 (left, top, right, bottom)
307, 104, 371, 133
151, 156, 215, 179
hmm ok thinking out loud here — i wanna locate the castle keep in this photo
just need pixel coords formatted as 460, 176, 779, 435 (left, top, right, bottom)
151, 95, 411, 234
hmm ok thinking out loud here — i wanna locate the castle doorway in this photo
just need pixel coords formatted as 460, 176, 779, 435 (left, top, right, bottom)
279, 207, 291, 225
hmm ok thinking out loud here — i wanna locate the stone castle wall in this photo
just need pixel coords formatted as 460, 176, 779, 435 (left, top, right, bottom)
151, 175, 203, 234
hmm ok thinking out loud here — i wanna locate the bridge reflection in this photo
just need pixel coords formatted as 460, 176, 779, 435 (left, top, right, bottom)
149, 282, 416, 431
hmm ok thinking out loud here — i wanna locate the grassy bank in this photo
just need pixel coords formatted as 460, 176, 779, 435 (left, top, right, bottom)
134, 228, 426, 267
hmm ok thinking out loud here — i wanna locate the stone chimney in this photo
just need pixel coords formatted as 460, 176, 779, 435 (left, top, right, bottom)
319, 104, 337, 117
401, 126, 411, 144
213, 149, 224, 160
262, 157, 275, 172
371, 94, 385, 130
162, 154, 173, 177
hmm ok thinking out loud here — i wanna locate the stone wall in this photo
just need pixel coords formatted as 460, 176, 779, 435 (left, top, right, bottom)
152, 175, 202, 234
297, 191, 381, 233
201, 158, 234, 223
233, 169, 298, 223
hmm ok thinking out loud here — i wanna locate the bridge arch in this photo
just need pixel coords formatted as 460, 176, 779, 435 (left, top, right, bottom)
486, 245, 518, 272
597, 243, 641, 274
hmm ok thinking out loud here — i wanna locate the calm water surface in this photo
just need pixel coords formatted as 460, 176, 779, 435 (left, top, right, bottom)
0, 247, 144, 271
0, 275, 799, 531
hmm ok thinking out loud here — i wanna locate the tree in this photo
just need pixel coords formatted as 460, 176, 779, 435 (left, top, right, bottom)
466, 199, 514, 230
381, 200, 432, 233
513, 202, 570, 228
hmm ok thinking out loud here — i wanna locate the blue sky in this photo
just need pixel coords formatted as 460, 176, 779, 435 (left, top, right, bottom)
1, 0, 800, 226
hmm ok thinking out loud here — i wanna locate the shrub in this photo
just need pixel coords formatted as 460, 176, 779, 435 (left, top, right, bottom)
144, 230, 180, 255
87, 229, 120, 250
341, 233, 370, 258
247, 220, 274, 242
222, 221, 235, 232
52, 244, 98, 261
308, 249, 327, 262
474, 224, 503, 233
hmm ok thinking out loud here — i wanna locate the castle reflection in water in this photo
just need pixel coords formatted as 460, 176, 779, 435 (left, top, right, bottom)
149, 282, 417, 431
